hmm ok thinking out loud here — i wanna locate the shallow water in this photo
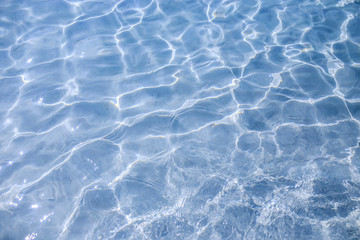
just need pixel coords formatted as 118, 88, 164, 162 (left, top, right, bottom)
0, 0, 360, 239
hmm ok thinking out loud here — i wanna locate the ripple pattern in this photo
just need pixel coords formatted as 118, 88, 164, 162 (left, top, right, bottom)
0, 0, 360, 239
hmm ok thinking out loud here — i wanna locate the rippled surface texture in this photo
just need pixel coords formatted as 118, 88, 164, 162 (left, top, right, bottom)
1, 0, 360, 239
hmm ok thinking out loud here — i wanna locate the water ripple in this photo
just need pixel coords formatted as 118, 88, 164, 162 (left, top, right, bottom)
0, 0, 360, 239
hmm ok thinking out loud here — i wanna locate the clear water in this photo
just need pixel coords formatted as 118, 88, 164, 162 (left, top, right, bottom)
0, 0, 360, 239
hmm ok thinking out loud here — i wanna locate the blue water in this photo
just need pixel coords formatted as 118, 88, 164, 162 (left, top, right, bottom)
1, 0, 360, 239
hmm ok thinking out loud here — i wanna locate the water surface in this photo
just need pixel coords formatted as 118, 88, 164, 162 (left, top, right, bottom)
0, 0, 360, 239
